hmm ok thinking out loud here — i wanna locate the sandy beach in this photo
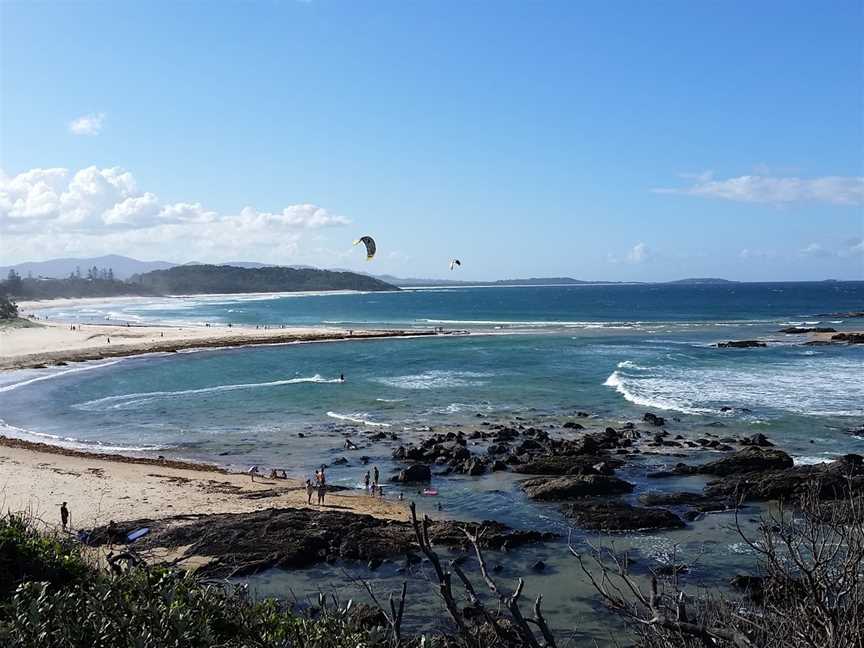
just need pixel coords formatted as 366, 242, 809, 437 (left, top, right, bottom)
0, 436, 409, 533
0, 318, 438, 370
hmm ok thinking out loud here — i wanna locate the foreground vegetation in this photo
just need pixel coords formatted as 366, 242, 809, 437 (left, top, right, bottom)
1, 489, 862, 647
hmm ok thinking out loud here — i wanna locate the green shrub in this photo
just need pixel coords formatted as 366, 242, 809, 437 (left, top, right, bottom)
0, 514, 87, 599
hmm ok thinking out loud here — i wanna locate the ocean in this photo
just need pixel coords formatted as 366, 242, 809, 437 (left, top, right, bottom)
2, 281, 863, 640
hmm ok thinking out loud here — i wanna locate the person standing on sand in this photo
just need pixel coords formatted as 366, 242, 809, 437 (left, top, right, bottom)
317, 481, 327, 506
305, 479, 314, 505
248, 465, 259, 482
60, 502, 69, 530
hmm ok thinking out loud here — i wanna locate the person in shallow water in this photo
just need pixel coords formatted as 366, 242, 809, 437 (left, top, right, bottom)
305, 479, 314, 505
364, 471, 370, 491
373, 466, 379, 484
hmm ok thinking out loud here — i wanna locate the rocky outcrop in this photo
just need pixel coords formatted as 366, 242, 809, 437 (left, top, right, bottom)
88, 507, 553, 577
637, 491, 731, 520
832, 333, 864, 344
778, 327, 836, 334
392, 464, 432, 482
642, 412, 666, 427
740, 433, 774, 447
704, 454, 864, 502
715, 340, 767, 348
522, 475, 634, 500
512, 455, 619, 476
649, 447, 794, 478
561, 501, 685, 531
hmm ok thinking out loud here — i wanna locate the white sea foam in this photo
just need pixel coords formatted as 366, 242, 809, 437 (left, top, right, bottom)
326, 411, 391, 427
74, 375, 341, 411
604, 355, 864, 418
0, 360, 123, 393
0, 420, 172, 453
374, 370, 493, 390
793, 455, 839, 466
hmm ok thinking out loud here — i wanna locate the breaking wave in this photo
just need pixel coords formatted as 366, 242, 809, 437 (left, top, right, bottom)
74, 375, 341, 411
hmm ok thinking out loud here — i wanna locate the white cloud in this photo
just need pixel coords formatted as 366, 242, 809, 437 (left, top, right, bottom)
626, 242, 650, 263
654, 171, 864, 206
800, 243, 832, 258
845, 238, 864, 257
68, 113, 106, 136
0, 165, 351, 263
739, 248, 776, 260
608, 242, 652, 264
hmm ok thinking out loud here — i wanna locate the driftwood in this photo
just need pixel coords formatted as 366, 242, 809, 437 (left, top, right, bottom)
408, 501, 557, 647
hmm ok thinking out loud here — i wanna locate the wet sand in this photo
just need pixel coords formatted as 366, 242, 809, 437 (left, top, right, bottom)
0, 436, 409, 531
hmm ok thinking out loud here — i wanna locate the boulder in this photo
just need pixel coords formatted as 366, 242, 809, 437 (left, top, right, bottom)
392, 464, 432, 483
562, 501, 685, 531
740, 433, 773, 447
522, 475, 634, 500
777, 327, 836, 334
652, 447, 794, 478
512, 455, 618, 476
716, 340, 767, 348
643, 412, 666, 427
562, 421, 584, 430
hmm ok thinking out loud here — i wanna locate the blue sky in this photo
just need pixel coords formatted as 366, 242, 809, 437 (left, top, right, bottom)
1, 1, 862, 281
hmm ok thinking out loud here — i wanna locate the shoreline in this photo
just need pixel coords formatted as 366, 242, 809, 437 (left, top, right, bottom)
0, 435, 409, 532
0, 320, 443, 371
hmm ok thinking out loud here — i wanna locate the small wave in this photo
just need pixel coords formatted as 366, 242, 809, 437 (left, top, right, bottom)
0, 420, 172, 453
375, 398, 406, 403
617, 360, 647, 370
326, 411, 391, 427
74, 375, 341, 411
374, 370, 493, 390
0, 360, 123, 394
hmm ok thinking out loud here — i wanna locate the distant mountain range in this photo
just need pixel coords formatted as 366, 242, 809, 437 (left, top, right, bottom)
2, 254, 752, 288
0, 255, 176, 280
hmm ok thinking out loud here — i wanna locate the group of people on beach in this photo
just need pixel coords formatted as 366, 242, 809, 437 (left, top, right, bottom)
362, 465, 385, 497
306, 465, 329, 505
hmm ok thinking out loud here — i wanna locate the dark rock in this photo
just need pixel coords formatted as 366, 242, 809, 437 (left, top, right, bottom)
643, 412, 666, 427
778, 327, 836, 334
740, 433, 773, 447
832, 333, 864, 344
491, 460, 508, 472
392, 464, 432, 483
562, 501, 684, 531
704, 454, 864, 502
512, 455, 619, 476
531, 560, 545, 572
332, 457, 349, 465
716, 340, 767, 348
522, 475, 634, 500
655, 447, 794, 478
562, 421, 584, 430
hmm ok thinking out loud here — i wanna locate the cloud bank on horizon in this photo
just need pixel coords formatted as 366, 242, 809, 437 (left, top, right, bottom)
0, 166, 350, 264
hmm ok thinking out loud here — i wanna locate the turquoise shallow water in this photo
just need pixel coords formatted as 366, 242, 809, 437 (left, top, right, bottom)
3, 282, 863, 641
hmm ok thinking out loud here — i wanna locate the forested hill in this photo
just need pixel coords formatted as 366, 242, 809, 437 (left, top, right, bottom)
129, 265, 399, 294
